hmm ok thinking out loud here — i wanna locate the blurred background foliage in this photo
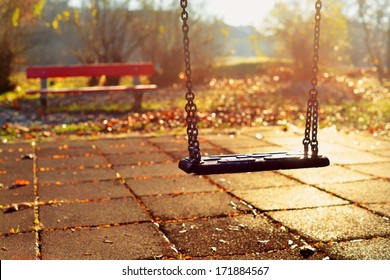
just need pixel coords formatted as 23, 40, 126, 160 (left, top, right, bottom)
0, 0, 389, 93
0, 0, 389, 140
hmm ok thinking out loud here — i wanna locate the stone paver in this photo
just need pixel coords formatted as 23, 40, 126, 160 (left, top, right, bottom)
39, 180, 130, 202
117, 163, 182, 178
0, 208, 35, 234
36, 144, 97, 158
204, 134, 271, 150
127, 176, 218, 196
41, 223, 174, 260
268, 205, 390, 242
0, 160, 34, 188
209, 172, 300, 191
347, 163, 390, 178
234, 185, 348, 211
141, 192, 250, 220
318, 179, 390, 203
0, 233, 37, 260
160, 215, 303, 257
364, 203, 390, 217
319, 143, 389, 165
319, 238, 390, 260
37, 155, 107, 170
39, 198, 149, 228
92, 138, 158, 154
104, 152, 173, 166
37, 167, 117, 185
198, 248, 327, 260
1, 127, 390, 260
280, 165, 373, 185
0, 184, 34, 205
0, 143, 34, 160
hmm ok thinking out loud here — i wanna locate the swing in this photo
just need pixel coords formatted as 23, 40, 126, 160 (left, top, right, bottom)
178, 0, 330, 175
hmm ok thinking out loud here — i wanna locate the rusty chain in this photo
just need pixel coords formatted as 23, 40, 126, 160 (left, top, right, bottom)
180, 0, 201, 163
303, 0, 322, 157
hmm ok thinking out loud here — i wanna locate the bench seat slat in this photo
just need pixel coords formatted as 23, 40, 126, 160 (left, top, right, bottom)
26, 84, 157, 95
26, 63, 154, 78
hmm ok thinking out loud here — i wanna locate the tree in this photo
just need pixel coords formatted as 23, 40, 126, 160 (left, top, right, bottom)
356, 0, 390, 82
266, 0, 351, 79
53, 0, 150, 85
139, 1, 223, 86
0, 0, 45, 94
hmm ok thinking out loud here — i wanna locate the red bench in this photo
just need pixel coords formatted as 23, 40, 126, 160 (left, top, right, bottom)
25, 63, 157, 113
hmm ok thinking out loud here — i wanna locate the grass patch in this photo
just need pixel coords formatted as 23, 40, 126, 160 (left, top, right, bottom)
52, 123, 101, 135
47, 103, 133, 113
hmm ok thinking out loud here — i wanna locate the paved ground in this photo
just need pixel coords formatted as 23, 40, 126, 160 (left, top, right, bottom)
1, 126, 389, 260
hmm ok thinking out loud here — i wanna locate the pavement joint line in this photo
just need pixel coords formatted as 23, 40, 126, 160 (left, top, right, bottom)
32, 142, 42, 260
265, 173, 390, 221
135, 190, 228, 199
37, 178, 121, 187
0, 229, 36, 238
259, 202, 354, 213
144, 138, 182, 161
353, 203, 390, 220
124, 174, 185, 181
37, 195, 137, 206
39, 220, 152, 233
155, 212, 250, 224
36, 166, 113, 172
91, 142, 182, 258
110, 160, 175, 167
200, 174, 259, 216
341, 163, 390, 180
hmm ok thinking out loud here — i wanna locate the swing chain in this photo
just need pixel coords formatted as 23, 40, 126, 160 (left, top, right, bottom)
180, 0, 201, 163
303, 0, 322, 157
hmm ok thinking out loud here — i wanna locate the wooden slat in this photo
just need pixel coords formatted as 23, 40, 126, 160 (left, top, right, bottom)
25, 84, 157, 95
26, 63, 154, 79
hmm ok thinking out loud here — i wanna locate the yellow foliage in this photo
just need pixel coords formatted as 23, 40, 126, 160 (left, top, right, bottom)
33, 0, 45, 17
92, 8, 98, 18
12, 7, 20, 27
52, 18, 59, 30
63, 10, 70, 22
159, 25, 165, 34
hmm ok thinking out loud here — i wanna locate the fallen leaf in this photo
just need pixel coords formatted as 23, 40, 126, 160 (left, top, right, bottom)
300, 245, 316, 259
12, 179, 30, 188
21, 154, 34, 160
3, 203, 32, 213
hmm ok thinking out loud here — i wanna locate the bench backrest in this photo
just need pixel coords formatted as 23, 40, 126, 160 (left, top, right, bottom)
26, 63, 154, 79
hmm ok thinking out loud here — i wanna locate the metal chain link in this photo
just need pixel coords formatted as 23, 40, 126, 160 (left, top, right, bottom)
180, 0, 201, 163
303, 0, 322, 157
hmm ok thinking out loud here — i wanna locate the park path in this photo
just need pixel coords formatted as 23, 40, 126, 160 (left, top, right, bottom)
1, 126, 389, 259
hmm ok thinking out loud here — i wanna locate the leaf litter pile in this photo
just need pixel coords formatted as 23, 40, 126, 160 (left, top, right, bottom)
1, 67, 389, 141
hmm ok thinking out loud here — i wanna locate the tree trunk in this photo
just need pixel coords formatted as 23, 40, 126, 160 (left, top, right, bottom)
0, 46, 15, 94
387, 17, 390, 78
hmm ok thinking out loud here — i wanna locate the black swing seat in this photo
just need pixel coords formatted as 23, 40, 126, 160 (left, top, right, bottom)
179, 151, 330, 175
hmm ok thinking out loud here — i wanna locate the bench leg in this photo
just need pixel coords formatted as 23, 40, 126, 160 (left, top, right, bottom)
39, 93, 47, 115
133, 91, 144, 112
